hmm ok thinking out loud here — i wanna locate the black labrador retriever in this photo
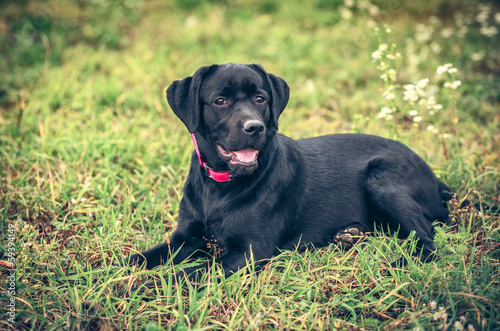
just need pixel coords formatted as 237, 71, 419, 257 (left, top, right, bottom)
128, 63, 450, 286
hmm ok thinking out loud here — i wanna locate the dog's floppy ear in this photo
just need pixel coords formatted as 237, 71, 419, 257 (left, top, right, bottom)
251, 64, 290, 130
166, 65, 216, 133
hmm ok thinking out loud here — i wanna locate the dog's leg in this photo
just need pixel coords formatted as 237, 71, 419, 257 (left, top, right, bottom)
365, 158, 446, 264
127, 233, 212, 299
127, 242, 172, 269
368, 194, 437, 264
128, 230, 211, 270
178, 247, 268, 281
132, 244, 272, 299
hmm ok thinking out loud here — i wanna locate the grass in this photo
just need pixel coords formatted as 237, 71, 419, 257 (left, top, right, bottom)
1, 0, 499, 329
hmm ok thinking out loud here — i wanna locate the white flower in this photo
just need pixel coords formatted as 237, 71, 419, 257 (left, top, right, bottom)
430, 300, 437, 310
457, 26, 468, 38
448, 67, 458, 74
378, 62, 387, 70
340, 7, 353, 20
454, 12, 464, 26
386, 54, 395, 60
416, 23, 432, 42
467, 324, 475, 331
344, 0, 355, 8
437, 66, 447, 75
380, 73, 388, 81
479, 26, 498, 37
495, 12, 500, 24
378, 43, 388, 51
403, 84, 419, 102
429, 15, 441, 26
434, 307, 448, 321
185, 16, 197, 27
403, 90, 418, 101
471, 51, 485, 61
476, 5, 491, 24
378, 107, 395, 120
372, 50, 383, 60
413, 116, 423, 123
417, 87, 427, 97
409, 110, 419, 117
431, 41, 441, 54
441, 27, 454, 38
383, 86, 396, 100
417, 78, 430, 89
445, 80, 462, 90
435, 104, 443, 110
367, 4, 379, 16
452, 80, 462, 89
476, 12, 489, 24
437, 63, 453, 75
478, 4, 491, 13
427, 125, 438, 133
305, 79, 315, 92
388, 69, 397, 81
454, 320, 464, 331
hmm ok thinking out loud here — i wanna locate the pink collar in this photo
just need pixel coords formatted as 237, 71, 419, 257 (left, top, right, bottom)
191, 133, 236, 182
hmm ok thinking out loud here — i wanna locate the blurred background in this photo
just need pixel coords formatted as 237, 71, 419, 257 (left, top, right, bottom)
1, 0, 498, 119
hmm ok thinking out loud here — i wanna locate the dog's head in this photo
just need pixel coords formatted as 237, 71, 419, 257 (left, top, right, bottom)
167, 63, 289, 177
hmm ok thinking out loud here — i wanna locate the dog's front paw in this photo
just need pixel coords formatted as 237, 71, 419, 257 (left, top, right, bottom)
333, 227, 364, 249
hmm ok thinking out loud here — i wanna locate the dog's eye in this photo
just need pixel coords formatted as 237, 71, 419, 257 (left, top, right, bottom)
214, 98, 227, 106
255, 95, 266, 103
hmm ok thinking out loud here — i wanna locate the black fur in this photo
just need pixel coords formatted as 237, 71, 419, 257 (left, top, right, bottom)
128, 63, 450, 286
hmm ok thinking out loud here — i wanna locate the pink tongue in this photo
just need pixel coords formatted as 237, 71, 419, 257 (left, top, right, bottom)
233, 148, 258, 163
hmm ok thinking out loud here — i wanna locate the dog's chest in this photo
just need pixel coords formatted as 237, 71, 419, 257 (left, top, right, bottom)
200, 184, 247, 250
201, 187, 229, 242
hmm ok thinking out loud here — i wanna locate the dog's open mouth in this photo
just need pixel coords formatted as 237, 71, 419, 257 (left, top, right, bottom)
216, 144, 259, 166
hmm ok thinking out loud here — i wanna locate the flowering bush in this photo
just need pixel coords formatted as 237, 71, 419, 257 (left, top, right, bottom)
371, 26, 464, 141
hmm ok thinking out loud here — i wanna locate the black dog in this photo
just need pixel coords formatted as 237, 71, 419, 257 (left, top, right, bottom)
128, 63, 450, 286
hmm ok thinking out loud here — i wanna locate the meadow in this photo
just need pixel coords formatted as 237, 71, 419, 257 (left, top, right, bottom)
1, 0, 499, 329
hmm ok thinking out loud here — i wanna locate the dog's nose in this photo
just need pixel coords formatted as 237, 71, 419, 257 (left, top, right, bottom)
243, 120, 265, 136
